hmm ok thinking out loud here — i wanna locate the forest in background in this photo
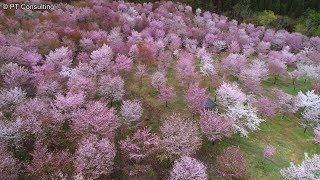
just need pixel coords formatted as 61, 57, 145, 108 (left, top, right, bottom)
124, 0, 320, 36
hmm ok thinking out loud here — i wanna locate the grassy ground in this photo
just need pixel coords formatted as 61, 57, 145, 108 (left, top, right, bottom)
118, 59, 320, 179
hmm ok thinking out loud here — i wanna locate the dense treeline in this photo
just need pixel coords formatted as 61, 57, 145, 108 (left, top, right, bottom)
125, 0, 319, 17
213, 0, 319, 17
124, 0, 320, 36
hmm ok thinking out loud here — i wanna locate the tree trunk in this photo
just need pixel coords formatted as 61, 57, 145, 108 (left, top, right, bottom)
282, 114, 285, 119
212, 0, 219, 11
165, 101, 168, 108
139, 76, 142, 87
304, 78, 307, 83
304, 127, 307, 133
220, 0, 224, 11
192, 113, 195, 120
274, 76, 278, 84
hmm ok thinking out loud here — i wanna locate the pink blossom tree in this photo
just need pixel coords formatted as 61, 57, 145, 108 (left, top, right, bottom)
0, 87, 26, 112
176, 52, 199, 87
186, 83, 207, 116
98, 75, 125, 106
74, 135, 116, 179
120, 127, 160, 162
0, 145, 18, 180
257, 41, 271, 54
220, 53, 247, 78
239, 69, 263, 94
268, 58, 287, 84
160, 114, 202, 158
272, 88, 299, 119
113, 54, 133, 73
255, 97, 276, 118
136, 64, 146, 87
151, 71, 166, 90
169, 156, 208, 180
67, 74, 96, 97
120, 100, 143, 124
54, 91, 86, 113
26, 141, 71, 179
158, 50, 173, 72
262, 145, 276, 158
1, 62, 31, 88
45, 46, 73, 69
14, 98, 52, 136
72, 101, 120, 139
159, 85, 176, 107
311, 82, 320, 95
228, 41, 240, 53
90, 44, 113, 74
217, 147, 247, 179
199, 110, 233, 142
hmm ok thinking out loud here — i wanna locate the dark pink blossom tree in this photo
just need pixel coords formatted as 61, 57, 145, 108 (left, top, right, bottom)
199, 110, 233, 142
311, 82, 320, 95
217, 147, 247, 179
169, 156, 208, 180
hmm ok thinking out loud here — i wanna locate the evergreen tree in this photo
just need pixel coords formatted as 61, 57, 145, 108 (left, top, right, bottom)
289, 0, 305, 17
272, 0, 281, 14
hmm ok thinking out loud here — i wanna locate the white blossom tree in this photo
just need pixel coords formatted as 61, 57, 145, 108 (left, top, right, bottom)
169, 156, 208, 180
297, 90, 320, 131
226, 104, 265, 137
280, 153, 320, 180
